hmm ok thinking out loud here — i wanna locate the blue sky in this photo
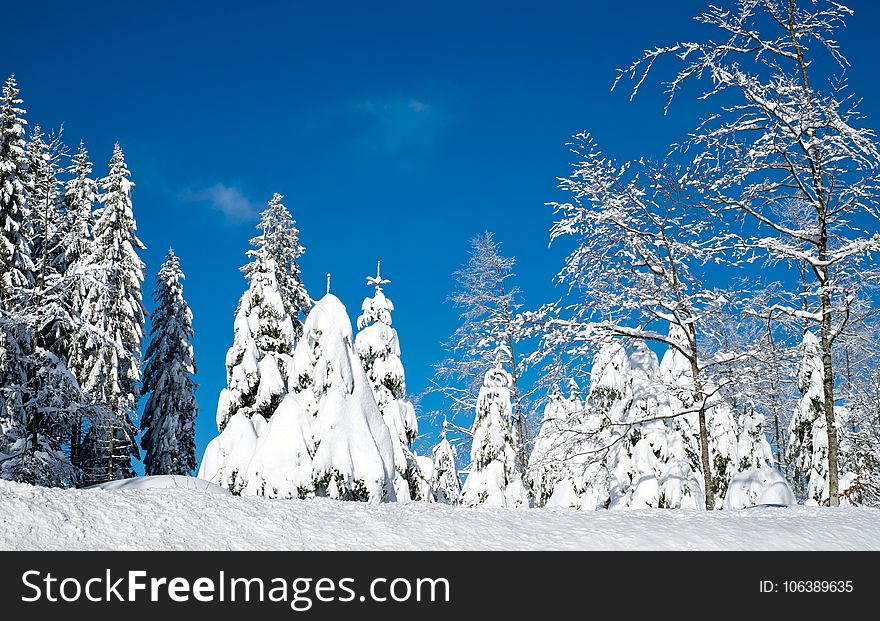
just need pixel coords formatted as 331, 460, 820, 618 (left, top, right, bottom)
3, 0, 880, 465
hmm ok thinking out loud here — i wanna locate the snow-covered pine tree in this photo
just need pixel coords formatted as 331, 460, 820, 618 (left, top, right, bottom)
215, 215, 296, 432
238, 294, 396, 502
62, 141, 97, 271
78, 144, 145, 485
62, 141, 98, 470
431, 419, 461, 504
354, 261, 425, 501
140, 249, 198, 476
3, 124, 89, 487
461, 349, 530, 508
528, 380, 593, 508
609, 338, 705, 510
256, 193, 311, 339
27, 126, 66, 285
787, 331, 853, 505
26, 126, 74, 353
0, 75, 38, 480
0, 75, 33, 311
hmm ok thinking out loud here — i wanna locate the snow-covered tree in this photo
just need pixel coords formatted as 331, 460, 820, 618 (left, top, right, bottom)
255, 193, 310, 337
528, 380, 594, 508
540, 136, 745, 509
614, 339, 705, 509
237, 294, 396, 502
461, 350, 530, 508
787, 331, 854, 504
62, 141, 98, 469
432, 232, 531, 468
217, 194, 300, 431
0, 75, 33, 310
617, 0, 880, 507
140, 249, 198, 476
431, 419, 461, 504
63, 141, 97, 270
0, 75, 32, 460
77, 144, 145, 485
354, 262, 425, 501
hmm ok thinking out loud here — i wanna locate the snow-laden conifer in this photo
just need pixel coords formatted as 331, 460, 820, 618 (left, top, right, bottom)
0, 75, 33, 309
234, 294, 396, 501
256, 193, 311, 338
431, 419, 461, 504
215, 199, 297, 432
461, 349, 529, 508
140, 249, 198, 476
787, 331, 854, 504
77, 144, 145, 484
354, 262, 425, 500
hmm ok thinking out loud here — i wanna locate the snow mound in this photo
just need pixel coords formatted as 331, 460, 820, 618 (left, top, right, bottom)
85, 475, 231, 496
723, 467, 795, 509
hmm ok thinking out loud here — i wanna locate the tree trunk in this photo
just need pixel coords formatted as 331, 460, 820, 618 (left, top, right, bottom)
688, 355, 714, 510
106, 422, 115, 484
819, 292, 839, 506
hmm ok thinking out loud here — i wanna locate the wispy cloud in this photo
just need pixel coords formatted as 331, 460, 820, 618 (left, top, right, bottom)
180, 183, 258, 221
349, 96, 450, 153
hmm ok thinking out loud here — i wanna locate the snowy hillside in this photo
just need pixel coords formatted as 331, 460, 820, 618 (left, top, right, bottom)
1, 479, 878, 551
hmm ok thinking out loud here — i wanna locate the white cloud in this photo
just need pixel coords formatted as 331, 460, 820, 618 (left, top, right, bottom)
180, 183, 258, 221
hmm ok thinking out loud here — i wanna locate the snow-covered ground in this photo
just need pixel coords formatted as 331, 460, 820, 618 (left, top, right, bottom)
2, 478, 878, 551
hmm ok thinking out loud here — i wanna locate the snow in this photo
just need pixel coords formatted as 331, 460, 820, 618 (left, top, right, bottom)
722, 467, 795, 510
1, 478, 878, 550
86, 475, 231, 495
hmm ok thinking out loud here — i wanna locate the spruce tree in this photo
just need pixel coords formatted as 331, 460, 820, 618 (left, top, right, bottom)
63, 141, 97, 270
461, 349, 529, 508
78, 144, 145, 484
141, 249, 198, 476
787, 331, 853, 504
0, 75, 33, 310
0, 75, 35, 474
354, 262, 425, 501
255, 193, 310, 338
529, 381, 590, 508
431, 419, 461, 504
62, 141, 97, 470
216, 214, 295, 431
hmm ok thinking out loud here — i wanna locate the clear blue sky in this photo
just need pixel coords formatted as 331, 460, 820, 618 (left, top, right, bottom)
3, 0, 879, 466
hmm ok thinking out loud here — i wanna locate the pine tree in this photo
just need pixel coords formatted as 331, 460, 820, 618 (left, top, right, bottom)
232, 294, 397, 501
0, 75, 33, 310
78, 144, 145, 484
461, 349, 530, 508
0, 75, 32, 458
140, 249, 198, 476
215, 216, 296, 431
63, 142, 97, 270
254, 193, 310, 338
528, 380, 593, 508
26, 126, 72, 354
354, 261, 425, 501
607, 339, 705, 510
787, 331, 853, 504
287, 294, 396, 501
62, 141, 98, 470
431, 419, 461, 504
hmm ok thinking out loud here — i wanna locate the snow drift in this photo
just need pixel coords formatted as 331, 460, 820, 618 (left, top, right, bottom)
1, 479, 877, 550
